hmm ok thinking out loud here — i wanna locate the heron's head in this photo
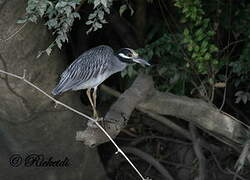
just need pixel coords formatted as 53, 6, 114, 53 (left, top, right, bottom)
115, 48, 150, 66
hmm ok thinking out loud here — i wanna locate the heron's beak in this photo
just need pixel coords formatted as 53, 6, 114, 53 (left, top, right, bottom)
133, 57, 151, 66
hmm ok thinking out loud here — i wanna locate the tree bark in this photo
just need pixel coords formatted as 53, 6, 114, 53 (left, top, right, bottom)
140, 90, 245, 146
0, 1, 107, 180
76, 74, 153, 147
78, 74, 246, 151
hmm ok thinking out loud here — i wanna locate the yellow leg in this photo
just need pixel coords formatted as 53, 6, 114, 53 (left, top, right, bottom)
92, 87, 98, 118
86, 88, 98, 119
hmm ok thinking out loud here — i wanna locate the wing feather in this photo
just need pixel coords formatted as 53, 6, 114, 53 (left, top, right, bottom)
52, 45, 113, 95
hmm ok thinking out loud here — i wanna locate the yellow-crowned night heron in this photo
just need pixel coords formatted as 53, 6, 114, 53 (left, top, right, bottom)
52, 45, 150, 120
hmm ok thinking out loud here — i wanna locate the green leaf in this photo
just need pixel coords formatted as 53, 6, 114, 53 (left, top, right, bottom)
183, 28, 190, 36
204, 53, 211, 60
100, 18, 107, 23
94, 0, 101, 8
207, 30, 215, 36
101, 0, 107, 8
191, 53, 197, 58
95, 21, 102, 28
64, 6, 72, 17
68, 2, 77, 9
56, 38, 62, 49
29, 15, 38, 23
187, 44, 193, 51
45, 18, 57, 29
209, 44, 218, 52
194, 45, 200, 52
98, 10, 104, 19
55, 1, 67, 9
86, 27, 93, 34
72, 12, 81, 19
201, 41, 208, 49
86, 20, 93, 25
103, 6, 110, 14
88, 13, 96, 20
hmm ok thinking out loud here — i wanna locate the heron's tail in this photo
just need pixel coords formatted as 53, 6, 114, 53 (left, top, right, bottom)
52, 76, 74, 95
52, 81, 68, 95
51, 86, 62, 96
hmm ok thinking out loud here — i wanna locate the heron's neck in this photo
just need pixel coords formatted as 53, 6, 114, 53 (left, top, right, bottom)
111, 56, 128, 73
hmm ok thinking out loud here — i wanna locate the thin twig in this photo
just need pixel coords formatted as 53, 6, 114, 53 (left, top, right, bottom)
220, 39, 246, 53
210, 73, 215, 102
122, 147, 175, 180
137, 108, 192, 139
0, 69, 147, 180
130, 135, 191, 146
219, 63, 229, 111
160, 160, 194, 170
0, 22, 27, 42
190, 123, 206, 180
211, 152, 247, 180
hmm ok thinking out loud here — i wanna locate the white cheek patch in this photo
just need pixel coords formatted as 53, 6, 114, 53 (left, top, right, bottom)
119, 53, 131, 59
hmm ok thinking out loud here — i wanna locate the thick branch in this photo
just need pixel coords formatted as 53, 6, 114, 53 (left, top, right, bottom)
76, 74, 154, 146
140, 90, 247, 145
99, 75, 246, 150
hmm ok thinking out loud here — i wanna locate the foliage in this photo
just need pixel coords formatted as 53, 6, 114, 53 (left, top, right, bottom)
85, 0, 113, 34
121, 33, 189, 93
18, 0, 81, 57
122, 0, 220, 95
18, 0, 114, 56
229, 3, 250, 88
19, 0, 250, 102
174, 0, 219, 75
235, 91, 250, 104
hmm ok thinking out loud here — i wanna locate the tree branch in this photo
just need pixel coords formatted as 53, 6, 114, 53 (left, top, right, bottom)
190, 123, 206, 180
77, 74, 154, 146
100, 76, 247, 151
140, 90, 247, 145
0, 69, 148, 180
122, 147, 175, 180
0, 22, 27, 42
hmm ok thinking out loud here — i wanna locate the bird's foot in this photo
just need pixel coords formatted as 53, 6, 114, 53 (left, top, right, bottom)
87, 117, 103, 128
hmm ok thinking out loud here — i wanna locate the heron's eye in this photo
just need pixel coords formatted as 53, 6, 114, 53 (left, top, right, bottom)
127, 53, 133, 57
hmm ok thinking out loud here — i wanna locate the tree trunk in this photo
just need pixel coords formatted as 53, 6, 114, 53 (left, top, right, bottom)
0, 1, 107, 180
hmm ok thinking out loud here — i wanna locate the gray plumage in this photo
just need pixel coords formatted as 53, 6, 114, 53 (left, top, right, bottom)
52, 45, 127, 95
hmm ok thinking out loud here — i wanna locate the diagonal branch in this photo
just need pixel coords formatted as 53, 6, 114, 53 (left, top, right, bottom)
77, 74, 154, 146
0, 22, 27, 42
122, 147, 175, 180
100, 77, 247, 151
0, 69, 148, 180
